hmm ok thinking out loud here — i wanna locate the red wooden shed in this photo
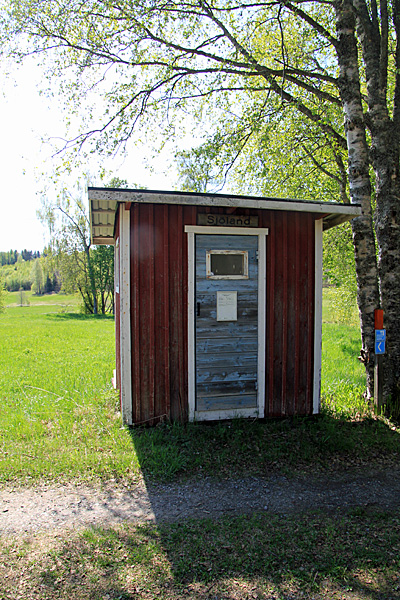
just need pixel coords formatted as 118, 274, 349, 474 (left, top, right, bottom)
89, 188, 361, 425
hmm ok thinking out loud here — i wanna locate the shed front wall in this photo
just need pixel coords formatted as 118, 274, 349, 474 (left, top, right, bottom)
126, 203, 315, 424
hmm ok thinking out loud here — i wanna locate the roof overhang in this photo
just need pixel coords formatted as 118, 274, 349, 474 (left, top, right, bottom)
89, 187, 362, 245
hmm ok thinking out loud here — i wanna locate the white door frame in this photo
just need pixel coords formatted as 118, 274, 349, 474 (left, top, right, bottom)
185, 226, 269, 421
313, 219, 323, 414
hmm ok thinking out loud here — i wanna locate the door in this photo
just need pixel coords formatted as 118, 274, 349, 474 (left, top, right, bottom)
195, 234, 259, 414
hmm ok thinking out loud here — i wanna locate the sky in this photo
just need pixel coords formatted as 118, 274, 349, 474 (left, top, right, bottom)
0, 60, 177, 253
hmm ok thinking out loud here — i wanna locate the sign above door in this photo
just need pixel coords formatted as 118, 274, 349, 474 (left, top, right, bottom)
197, 214, 259, 227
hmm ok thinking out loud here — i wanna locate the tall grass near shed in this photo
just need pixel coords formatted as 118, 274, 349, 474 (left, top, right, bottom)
321, 288, 367, 418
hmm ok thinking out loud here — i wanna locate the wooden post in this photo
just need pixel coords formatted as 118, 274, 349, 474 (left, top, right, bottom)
374, 355, 383, 411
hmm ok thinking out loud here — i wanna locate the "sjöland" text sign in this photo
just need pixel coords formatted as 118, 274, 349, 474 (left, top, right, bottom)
197, 214, 259, 227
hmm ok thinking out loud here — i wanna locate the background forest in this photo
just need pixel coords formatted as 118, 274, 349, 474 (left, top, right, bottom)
0, 245, 114, 315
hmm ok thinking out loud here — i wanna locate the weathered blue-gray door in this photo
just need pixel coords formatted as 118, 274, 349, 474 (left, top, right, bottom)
195, 234, 259, 413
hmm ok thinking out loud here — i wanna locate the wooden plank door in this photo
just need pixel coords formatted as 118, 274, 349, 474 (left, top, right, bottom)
195, 234, 259, 414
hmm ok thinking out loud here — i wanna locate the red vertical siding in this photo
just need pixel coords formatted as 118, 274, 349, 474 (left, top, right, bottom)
293, 212, 301, 411
281, 212, 288, 415
127, 203, 316, 423
306, 215, 315, 409
259, 209, 315, 417
285, 212, 297, 415
129, 204, 192, 423
270, 212, 285, 417
266, 211, 276, 416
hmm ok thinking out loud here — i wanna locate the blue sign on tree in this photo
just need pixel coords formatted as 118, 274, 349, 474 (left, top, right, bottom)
375, 329, 386, 354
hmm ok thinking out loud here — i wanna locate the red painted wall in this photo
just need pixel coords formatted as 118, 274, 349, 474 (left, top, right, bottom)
126, 203, 316, 424
264, 210, 315, 417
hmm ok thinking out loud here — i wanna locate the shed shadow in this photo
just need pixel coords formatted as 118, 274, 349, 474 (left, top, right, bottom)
127, 414, 400, 492
39, 507, 400, 600
33, 416, 400, 599
123, 414, 400, 558
45, 312, 114, 321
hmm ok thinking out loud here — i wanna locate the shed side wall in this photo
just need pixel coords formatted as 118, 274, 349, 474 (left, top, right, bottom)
128, 203, 315, 423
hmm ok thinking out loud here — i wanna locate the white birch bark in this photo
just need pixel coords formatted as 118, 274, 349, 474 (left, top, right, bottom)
335, 0, 380, 397
354, 0, 400, 404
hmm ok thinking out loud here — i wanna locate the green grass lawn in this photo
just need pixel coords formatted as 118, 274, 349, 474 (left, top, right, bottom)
1, 293, 400, 600
321, 322, 367, 417
0, 291, 398, 485
6, 290, 80, 308
0, 304, 140, 484
321, 288, 366, 417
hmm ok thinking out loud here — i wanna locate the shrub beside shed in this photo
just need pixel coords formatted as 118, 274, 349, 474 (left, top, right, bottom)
89, 188, 361, 425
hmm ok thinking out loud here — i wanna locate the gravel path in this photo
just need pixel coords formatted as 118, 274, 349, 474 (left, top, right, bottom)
1, 467, 400, 535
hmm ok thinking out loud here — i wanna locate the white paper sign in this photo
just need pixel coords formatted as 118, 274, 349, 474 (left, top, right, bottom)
217, 291, 237, 321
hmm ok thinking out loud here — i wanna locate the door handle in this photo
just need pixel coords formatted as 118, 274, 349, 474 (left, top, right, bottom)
197, 302, 201, 316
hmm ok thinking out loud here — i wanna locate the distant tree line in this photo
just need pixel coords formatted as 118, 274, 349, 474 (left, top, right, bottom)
0, 251, 61, 294
0, 237, 114, 313
0, 249, 40, 266
1, 179, 126, 314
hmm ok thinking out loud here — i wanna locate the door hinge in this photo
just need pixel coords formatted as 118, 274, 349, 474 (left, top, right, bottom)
255, 380, 258, 391
255, 250, 259, 260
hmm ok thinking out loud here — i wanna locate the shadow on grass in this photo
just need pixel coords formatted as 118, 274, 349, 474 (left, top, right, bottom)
45, 312, 115, 321
28, 510, 400, 600
2, 415, 399, 598
127, 413, 400, 483
11, 409, 395, 599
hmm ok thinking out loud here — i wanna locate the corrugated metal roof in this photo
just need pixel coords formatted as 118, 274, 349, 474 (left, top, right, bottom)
88, 188, 362, 244
89, 198, 118, 244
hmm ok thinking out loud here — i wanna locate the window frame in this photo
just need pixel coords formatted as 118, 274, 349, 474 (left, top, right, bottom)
206, 249, 249, 280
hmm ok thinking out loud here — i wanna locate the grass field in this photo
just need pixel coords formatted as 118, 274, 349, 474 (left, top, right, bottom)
5, 290, 80, 308
0, 290, 398, 485
0, 303, 140, 484
321, 288, 366, 417
1, 292, 400, 600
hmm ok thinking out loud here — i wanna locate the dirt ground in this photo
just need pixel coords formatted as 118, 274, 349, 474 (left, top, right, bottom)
2, 466, 400, 536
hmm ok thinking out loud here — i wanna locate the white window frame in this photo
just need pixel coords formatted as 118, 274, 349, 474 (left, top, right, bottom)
185, 225, 268, 422
206, 249, 249, 279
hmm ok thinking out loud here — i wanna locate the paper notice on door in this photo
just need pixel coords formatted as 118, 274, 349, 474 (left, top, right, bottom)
217, 291, 237, 321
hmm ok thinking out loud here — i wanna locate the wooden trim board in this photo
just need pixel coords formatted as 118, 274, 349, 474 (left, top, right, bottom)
313, 219, 323, 414
120, 209, 132, 425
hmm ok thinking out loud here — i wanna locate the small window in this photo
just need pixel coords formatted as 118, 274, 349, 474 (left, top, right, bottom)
206, 250, 248, 279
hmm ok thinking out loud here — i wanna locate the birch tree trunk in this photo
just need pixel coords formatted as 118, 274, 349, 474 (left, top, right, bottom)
335, 0, 380, 397
83, 243, 98, 316
354, 0, 400, 407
